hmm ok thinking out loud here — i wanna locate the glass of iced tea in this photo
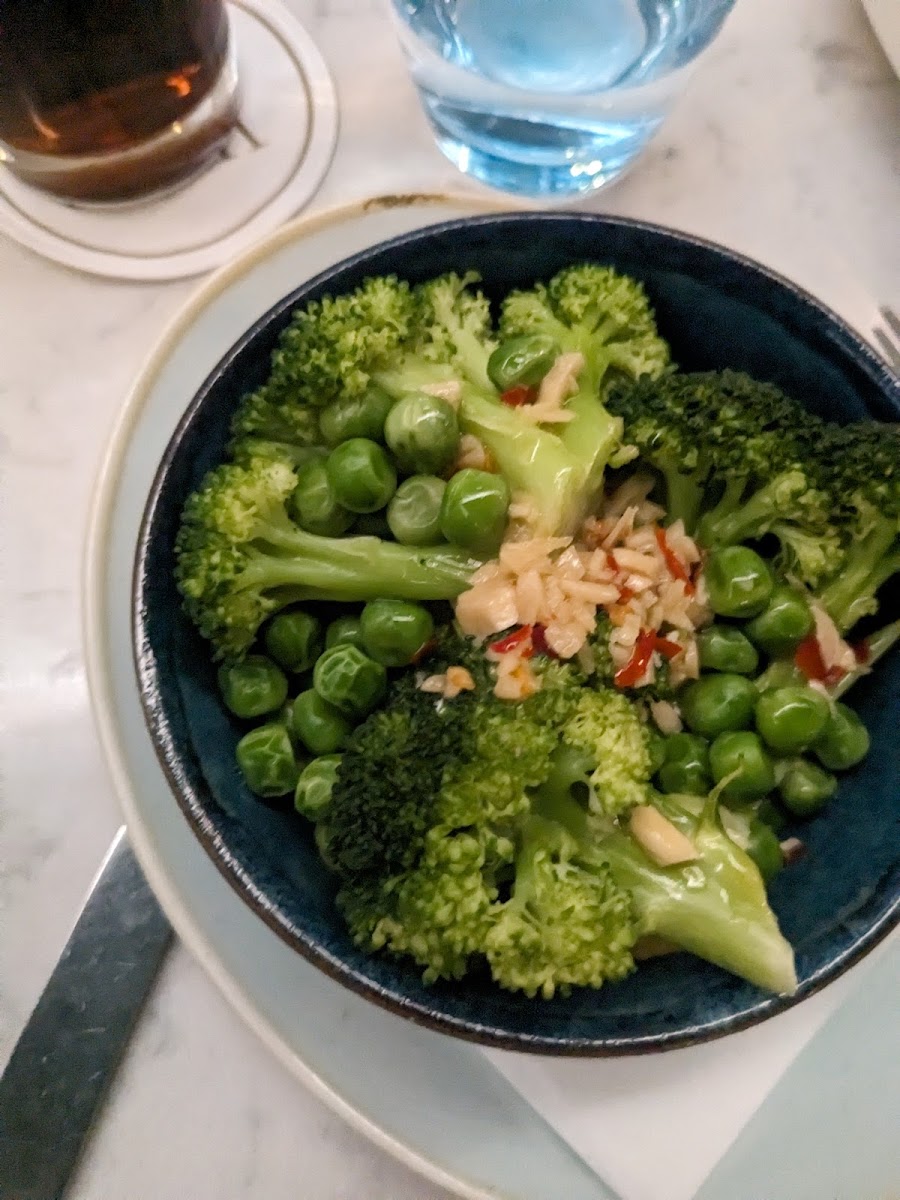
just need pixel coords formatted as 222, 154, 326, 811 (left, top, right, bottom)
0, 0, 239, 202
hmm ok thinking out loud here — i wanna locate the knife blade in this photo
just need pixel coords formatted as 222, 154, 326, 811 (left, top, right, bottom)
0, 829, 173, 1199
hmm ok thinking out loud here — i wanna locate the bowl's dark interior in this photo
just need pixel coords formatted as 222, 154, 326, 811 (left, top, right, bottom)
135, 214, 900, 1054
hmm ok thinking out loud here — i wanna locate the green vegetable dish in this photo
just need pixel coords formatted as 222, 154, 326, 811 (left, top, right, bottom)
174, 265, 900, 1001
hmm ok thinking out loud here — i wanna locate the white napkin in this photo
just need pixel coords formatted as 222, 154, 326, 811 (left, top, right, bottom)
476, 265, 893, 1200
481, 967, 861, 1200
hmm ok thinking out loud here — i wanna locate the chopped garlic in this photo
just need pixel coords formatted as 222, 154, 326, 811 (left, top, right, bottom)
649, 699, 683, 735
420, 379, 462, 407
810, 601, 857, 675
630, 806, 699, 866
445, 666, 475, 697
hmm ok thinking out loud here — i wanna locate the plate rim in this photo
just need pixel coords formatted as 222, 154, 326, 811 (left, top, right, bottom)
129, 207, 900, 1054
83, 190, 543, 1200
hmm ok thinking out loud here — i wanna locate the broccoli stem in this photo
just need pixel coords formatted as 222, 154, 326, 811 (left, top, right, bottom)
698, 470, 807, 548
374, 356, 457, 398
239, 527, 481, 601
817, 519, 899, 632
558, 386, 624, 502
830, 619, 900, 699
458, 388, 586, 535
537, 786, 796, 995
659, 464, 706, 533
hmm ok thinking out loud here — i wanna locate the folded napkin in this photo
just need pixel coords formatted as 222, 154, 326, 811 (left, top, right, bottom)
481, 962, 863, 1200
479, 273, 895, 1200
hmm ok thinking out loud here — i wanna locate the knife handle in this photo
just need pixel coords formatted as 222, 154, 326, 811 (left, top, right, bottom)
0, 829, 173, 1199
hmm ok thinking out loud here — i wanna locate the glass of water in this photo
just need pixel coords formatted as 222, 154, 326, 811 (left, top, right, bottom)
388, 0, 737, 198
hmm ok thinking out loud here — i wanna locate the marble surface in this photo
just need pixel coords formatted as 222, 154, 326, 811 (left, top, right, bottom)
1, 0, 898, 1197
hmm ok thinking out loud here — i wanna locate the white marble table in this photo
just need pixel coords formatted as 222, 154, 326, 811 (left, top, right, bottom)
2, 1, 898, 1196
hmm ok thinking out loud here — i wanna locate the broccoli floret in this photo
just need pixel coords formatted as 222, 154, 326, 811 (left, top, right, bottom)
413, 270, 497, 393
260, 275, 420, 409
228, 385, 322, 466
562, 689, 655, 816
484, 815, 636, 999
539, 784, 797, 996
608, 371, 843, 588
341, 825, 505, 983
174, 460, 481, 659
319, 629, 796, 996
500, 264, 670, 497
598, 790, 798, 995
814, 422, 900, 631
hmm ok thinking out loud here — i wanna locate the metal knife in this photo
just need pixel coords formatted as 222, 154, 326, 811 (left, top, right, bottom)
0, 829, 173, 1200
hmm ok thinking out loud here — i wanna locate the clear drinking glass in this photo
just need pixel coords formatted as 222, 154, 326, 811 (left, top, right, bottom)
0, 0, 239, 202
388, 0, 737, 198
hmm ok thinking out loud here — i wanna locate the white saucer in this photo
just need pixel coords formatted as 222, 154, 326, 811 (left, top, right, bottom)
0, 0, 337, 281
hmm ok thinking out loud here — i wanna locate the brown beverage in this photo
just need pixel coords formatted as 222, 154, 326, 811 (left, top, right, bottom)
0, 0, 239, 201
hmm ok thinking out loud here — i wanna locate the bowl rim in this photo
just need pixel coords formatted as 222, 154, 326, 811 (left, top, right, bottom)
132, 209, 900, 1055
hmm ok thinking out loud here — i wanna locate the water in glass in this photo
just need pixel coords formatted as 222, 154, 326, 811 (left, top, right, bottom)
390, 0, 736, 197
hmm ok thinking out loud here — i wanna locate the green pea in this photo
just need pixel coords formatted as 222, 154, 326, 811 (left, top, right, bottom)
318, 386, 395, 446
757, 798, 787, 834
325, 615, 365, 651
295, 754, 342, 821
656, 732, 711, 796
680, 673, 758, 737
709, 731, 776, 801
218, 655, 288, 718
313, 644, 387, 716
290, 689, 353, 755
645, 728, 667, 778
314, 819, 338, 869
326, 438, 397, 514
745, 819, 784, 883
704, 545, 774, 618
755, 686, 831, 753
264, 610, 323, 673
487, 334, 560, 391
778, 758, 838, 817
440, 468, 510, 556
289, 458, 354, 536
236, 723, 299, 797
387, 475, 447, 546
812, 702, 870, 770
755, 659, 807, 692
745, 585, 814, 656
384, 392, 459, 476
697, 625, 760, 675
360, 599, 434, 667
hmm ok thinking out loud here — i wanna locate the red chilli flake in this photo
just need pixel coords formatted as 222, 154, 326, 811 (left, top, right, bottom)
531, 623, 557, 658
489, 625, 534, 656
500, 385, 537, 407
653, 635, 683, 660
614, 629, 657, 688
852, 639, 870, 665
655, 526, 694, 593
794, 635, 846, 685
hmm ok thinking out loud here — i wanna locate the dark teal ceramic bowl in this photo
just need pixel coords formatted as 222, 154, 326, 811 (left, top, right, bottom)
134, 214, 900, 1055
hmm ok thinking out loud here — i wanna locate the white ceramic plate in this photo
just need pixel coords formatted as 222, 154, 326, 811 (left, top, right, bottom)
84, 193, 900, 1200
83, 192, 615, 1200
